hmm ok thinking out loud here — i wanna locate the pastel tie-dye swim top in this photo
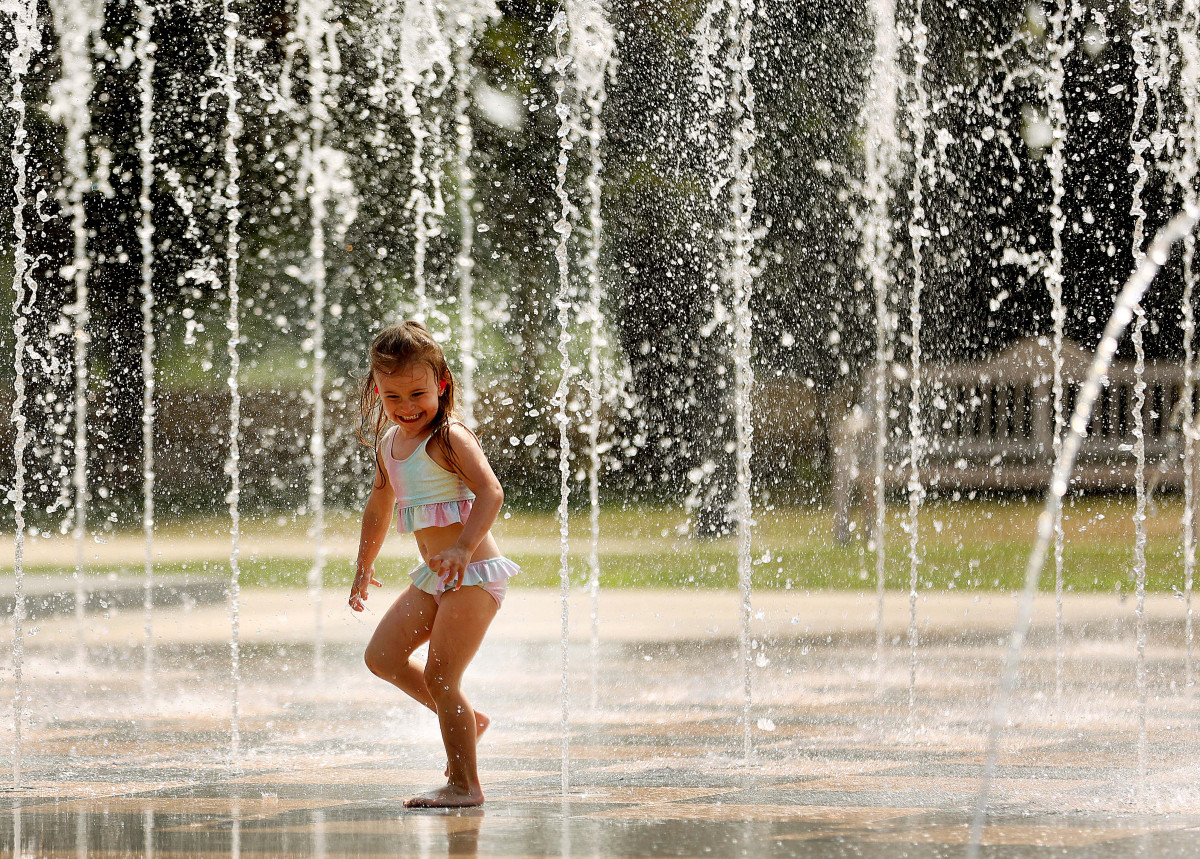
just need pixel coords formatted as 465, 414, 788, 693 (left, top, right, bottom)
382, 425, 475, 534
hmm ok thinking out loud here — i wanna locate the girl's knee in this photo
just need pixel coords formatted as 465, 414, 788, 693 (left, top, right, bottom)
422, 661, 459, 702
364, 645, 383, 678
422, 662, 445, 697
364, 641, 396, 678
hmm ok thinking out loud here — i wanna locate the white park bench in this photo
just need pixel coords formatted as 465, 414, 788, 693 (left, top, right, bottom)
831, 336, 1194, 541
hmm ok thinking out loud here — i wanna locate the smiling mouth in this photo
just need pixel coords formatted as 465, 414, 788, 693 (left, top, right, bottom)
397, 414, 423, 424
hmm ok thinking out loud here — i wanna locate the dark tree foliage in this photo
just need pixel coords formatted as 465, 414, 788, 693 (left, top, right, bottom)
0, 0, 1190, 525
753, 1, 872, 385
896, 0, 1184, 368
467, 1, 564, 501
605, 0, 872, 523
605, 1, 723, 508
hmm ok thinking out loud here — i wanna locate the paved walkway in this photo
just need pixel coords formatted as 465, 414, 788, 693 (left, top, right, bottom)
3, 589, 1200, 856
3, 583, 1189, 645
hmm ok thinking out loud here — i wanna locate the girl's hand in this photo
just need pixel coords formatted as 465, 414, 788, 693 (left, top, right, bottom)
429, 545, 472, 592
349, 564, 382, 612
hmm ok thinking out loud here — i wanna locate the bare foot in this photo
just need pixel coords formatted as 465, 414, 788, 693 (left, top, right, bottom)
404, 782, 484, 808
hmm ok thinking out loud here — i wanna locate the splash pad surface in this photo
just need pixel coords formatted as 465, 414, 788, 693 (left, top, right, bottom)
4, 585, 1200, 857
3, 0, 1200, 852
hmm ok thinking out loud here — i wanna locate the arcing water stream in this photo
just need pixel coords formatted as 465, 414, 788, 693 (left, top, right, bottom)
968, 204, 1200, 857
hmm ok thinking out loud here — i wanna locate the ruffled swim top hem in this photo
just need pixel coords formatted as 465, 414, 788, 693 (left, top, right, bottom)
396, 498, 474, 534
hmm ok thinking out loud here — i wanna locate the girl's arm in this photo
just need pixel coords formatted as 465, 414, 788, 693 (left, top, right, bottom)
350, 448, 395, 611
429, 424, 504, 585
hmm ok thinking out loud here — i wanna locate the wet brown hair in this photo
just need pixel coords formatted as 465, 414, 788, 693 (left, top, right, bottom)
358, 320, 460, 487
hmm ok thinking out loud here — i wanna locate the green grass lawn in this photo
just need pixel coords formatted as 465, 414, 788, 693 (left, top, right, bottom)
11, 495, 1196, 593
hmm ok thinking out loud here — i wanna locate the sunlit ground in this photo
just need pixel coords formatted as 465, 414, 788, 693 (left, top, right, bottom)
5, 494, 1194, 593
7, 496, 1200, 857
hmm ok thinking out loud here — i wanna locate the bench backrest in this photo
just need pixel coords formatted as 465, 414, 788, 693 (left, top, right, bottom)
876, 366, 1188, 464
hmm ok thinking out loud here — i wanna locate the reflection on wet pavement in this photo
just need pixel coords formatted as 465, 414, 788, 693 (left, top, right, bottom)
5, 591, 1200, 857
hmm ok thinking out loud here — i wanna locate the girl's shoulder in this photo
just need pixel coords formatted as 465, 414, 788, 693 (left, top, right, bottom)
432, 420, 481, 456
377, 425, 397, 460
445, 419, 480, 445
370, 425, 396, 492
427, 420, 482, 469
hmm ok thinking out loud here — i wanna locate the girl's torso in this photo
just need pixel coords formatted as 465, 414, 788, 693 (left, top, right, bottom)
383, 425, 499, 565
413, 522, 501, 569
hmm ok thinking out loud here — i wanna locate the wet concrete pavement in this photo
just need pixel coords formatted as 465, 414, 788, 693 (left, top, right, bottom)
4, 588, 1200, 856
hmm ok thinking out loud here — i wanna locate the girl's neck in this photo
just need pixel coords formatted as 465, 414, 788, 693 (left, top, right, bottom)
392, 421, 434, 448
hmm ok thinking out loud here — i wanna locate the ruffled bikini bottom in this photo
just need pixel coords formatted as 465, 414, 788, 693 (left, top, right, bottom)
409, 556, 521, 608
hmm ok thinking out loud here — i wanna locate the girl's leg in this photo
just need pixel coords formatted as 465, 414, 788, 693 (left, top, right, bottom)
404, 585, 499, 808
364, 584, 491, 749
364, 585, 438, 709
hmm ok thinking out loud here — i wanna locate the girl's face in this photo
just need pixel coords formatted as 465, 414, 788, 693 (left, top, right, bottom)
375, 362, 443, 437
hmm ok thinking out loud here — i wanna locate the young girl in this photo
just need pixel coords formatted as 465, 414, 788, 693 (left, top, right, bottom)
349, 320, 519, 808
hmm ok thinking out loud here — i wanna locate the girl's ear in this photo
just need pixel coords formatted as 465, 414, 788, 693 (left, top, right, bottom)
373, 384, 379, 394
438, 380, 447, 396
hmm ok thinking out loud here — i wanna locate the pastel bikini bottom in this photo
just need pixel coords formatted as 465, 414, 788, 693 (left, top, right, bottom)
409, 556, 521, 608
